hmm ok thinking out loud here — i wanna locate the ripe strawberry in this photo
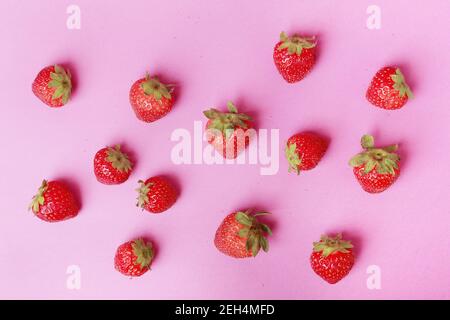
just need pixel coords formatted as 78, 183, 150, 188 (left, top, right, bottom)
29, 180, 79, 222
136, 176, 177, 213
349, 134, 400, 193
129, 74, 174, 122
32, 65, 72, 107
114, 238, 154, 277
273, 31, 317, 83
203, 101, 253, 159
214, 210, 272, 258
310, 233, 355, 284
285, 132, 328, 174
94, 145, 133, 185
366, 67, 413, 110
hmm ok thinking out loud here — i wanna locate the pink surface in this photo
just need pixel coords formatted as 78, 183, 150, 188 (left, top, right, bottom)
1, 0, 450, 299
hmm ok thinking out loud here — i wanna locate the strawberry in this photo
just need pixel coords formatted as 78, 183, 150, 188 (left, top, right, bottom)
310, 233, 355, 284
32, 65, 72, 107
114, 238, 154, 277
349, 134, 400, 193
203, 102, 253, 159
366, 67, 413, 110
136, 176, 177, 213
29, 180, 79, 222
129, 74, 174, 122
94, 145, 133, 185
273, 31, 317, 83
285, 132, 328, 174
214, 210, 272, 258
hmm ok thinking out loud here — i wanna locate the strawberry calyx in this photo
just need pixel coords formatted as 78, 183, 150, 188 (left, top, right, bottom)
106, 145, 132, 173
136, 180, 153, 208
391, 68, 413, 99
131, 238, 154, 269
313, 233, 353, 258
277, 31, 316, 55
48, 65, 72, 104
285, 142, 302, 174
203, 102, 252, 139
349, 134, 400, 175
141, 74, 173, 100
235, 210, 272, 257
29, 180, 48, 213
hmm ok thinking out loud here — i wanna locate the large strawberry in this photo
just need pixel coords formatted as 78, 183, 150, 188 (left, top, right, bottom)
114, 238, 154, 277
29, 180, 79, 222
129, 74, 174, 122
349, 134, 400, 193
32, 65, 72, 107
94, 145, 133, 185
285, 132, 328, 174
310, 233, 355, 284
214, 210, 272, 258
203, 102, 253, 159
136, 176, 177, 213
366, 66, 413, 110
273, 31, 317, 83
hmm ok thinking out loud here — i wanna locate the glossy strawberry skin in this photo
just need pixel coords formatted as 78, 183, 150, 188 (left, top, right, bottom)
214, 212, 252, 258
93, 147, 132, 185
310, 249, 355, 284
366, 67, 408, 110
140, 177, 177, 213
32, 66, 65, 107
286, 133, 328, 171
114, 241, 149, 277
129, 78, 174, 122
353, 164, 400, 193
273, 42, 316, 83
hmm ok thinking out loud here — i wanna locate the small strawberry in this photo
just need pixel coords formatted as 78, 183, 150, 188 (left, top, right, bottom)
136, 176, 177, 213
32, 65, 72, 107
114, 238, 154, 277
310, 233, 355, 284
273, 31, 317, 83
129, 74, 174, 122
366, 66, 413, 110
94, 145, 133, 185
214, 210, 272, 258
285, 132, 328, 174
203, 101, 253, 159
29, 180, 79, 222
349, 134, 400, 193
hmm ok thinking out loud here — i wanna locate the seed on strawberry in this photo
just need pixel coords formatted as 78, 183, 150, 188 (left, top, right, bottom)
285, 132, 328, 174
114, 238, 154, 277
349, 134, 400, 193
366, 66, 413, 110
310, 233, 355, 284
94, 145, 133, 185
29, 180, 79, 222
136, 176, 177, 213
32, 65, 72, 107
273, 31, 317, 83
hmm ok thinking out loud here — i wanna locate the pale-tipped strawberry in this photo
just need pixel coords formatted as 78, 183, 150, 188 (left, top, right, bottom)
214, 210, 272, 258
129, 74, 174, 123
32, 65, 72, 107
273, 31, 317, 83
136, 176, 177, 213
310, 233, 355, 284
94, 145, 133, 185
349, 134, 400, 193
29, 180, 79, 222
203, 101, 253, 159
366, 67, 413, 110
285, 132, 328, 174
114, 238, 154, 277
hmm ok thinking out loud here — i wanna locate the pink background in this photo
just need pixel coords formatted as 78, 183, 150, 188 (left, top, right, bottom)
1, 0, 450, 299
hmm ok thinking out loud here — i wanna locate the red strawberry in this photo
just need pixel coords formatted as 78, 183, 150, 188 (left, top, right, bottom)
94, 145, 133, 185
129, 74, 174, 122
285, 132, 328, 174
32, 65, 72, 107
114, 238, 154, 277
136, 176, 177, 213
214, 210, 272, 258
29, 180, 79, 222
310, 233, 355, 284
349, 134, 400, 193
273, 31, 317, 83
366, 67, 413, 110
203, 102, 253, 159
